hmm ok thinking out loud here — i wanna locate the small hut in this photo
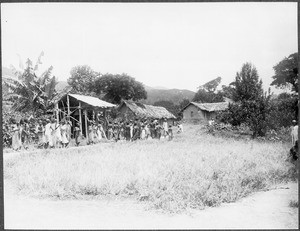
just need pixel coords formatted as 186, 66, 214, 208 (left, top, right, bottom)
54, 93, 115, 137
118, 100, 176, 124
181, 101, 229, 123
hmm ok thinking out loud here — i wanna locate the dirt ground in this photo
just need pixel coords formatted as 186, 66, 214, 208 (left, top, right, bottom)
4, 179, 298, 230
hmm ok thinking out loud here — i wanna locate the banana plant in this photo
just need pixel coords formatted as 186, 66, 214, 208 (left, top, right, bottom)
3, 52, 58, 116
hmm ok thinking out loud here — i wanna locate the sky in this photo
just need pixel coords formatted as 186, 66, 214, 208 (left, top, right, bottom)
1, 2, 298, 93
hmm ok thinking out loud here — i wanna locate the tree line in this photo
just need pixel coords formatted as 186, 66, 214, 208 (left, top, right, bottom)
3, 51, 298, 138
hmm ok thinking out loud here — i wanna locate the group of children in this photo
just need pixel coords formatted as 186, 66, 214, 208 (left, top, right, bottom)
4, 117, 73, 151
85, 117, 184, 144
3, 116, 184, 151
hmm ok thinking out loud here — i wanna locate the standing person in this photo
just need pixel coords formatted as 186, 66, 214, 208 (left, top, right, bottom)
55, 119, 62, 148
66, 120, 72, 146
177, 122, 183, 133
44, 119, 51, 148
20, 120, 30, 150
162, 118, 168, 138
93, 121, 98, 143
11, 119, 21, 151
99, 122, 107, 140
151, 120, 157, 138
155, 121, 161, 139
107, 122, 114, 140
291, 120, 298, 146
125, 122, 131, 141
96, 123, 102, 142
49, 118, 57, 148
74, 122, 81, 146
132, 121, 140, 141
36, 120, 45, 148
140, 125, 146, 140
87, 121, 94, 144
168, 125, 173, 141
145, 123, 150, 139
60, 120, 69, 148
118, 121, 125, 141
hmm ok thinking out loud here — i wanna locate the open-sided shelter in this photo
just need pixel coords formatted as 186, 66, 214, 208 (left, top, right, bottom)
54, 93, 116, 137
181, 101, 229, 123
118, 100, 176, 124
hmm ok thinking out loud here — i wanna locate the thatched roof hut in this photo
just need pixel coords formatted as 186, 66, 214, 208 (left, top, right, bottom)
181, 101, 229, 123
118, 100, 176, 121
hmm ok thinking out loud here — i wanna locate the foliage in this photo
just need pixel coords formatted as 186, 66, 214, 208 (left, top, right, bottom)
4, 125, 295, 213
218, 96, 270, 138
206, 122, 290, 142
93, 73, 147, 104
200, 76, 222, 93
232, 63, 263, 102
68, 65, 99, 94
266, 93, 298, 130
216, 63, 270, 137
3, 53, 58, 115
216, 103, 245, 126
193, 77, 224, 103
220, 84, 235, 99
271, 52, 298, 93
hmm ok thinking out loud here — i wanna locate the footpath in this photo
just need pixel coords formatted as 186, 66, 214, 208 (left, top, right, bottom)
4, 180, 298, 229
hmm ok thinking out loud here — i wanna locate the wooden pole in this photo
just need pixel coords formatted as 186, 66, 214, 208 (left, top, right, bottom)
55, 102, 59, 122
67, 94, 71, 121
84, 109, 88, 139
79, 101, 82, 133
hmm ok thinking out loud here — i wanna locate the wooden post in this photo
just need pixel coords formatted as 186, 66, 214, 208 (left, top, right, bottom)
79, 101, 82, 134
84, 109, 88, 139
67, 94, 71, 121
55, 102, 59, 122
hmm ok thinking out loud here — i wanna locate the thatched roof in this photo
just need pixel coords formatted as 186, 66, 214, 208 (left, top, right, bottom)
120, 100, 176, 119
182, 101, 229, 112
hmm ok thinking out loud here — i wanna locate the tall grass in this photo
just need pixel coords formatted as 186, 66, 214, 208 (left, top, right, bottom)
4, 125, 297, 213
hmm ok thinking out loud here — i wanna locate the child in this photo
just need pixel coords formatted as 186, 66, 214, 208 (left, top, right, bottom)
168, 125, 173, 141
177, 122, 183, 133
74, 122, 81, 146
140, 125, 146, 140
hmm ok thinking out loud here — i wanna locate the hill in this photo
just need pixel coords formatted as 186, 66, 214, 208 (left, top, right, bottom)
55, 82, 195, 105
141, 86, 195, 105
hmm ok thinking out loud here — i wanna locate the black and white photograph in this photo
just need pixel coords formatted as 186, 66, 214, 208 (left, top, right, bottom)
1, 2, 299, 229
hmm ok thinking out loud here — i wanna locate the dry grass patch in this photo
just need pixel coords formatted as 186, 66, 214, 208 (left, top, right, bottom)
4, 125, 297, 213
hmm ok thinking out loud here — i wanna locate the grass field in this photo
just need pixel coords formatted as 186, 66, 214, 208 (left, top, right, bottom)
4, 124, 297, 213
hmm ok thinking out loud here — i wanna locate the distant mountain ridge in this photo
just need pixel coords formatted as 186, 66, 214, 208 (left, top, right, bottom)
2, 66, 195, 105
142, 86, 195, 105
56, 81, 195, 105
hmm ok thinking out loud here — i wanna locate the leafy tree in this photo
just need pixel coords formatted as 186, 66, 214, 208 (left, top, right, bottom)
232, 63, 263, 102
219, 84, 235, 99
193, 77, 224, 103
217, 63, 269, 137
93, 73, 147, 104
200, 76, 222, 93
179, 99, 190, 110
266, 93, 298, 129
3, 53, 58, 115
68, 65, 99, 94
271, 53, 298, 93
